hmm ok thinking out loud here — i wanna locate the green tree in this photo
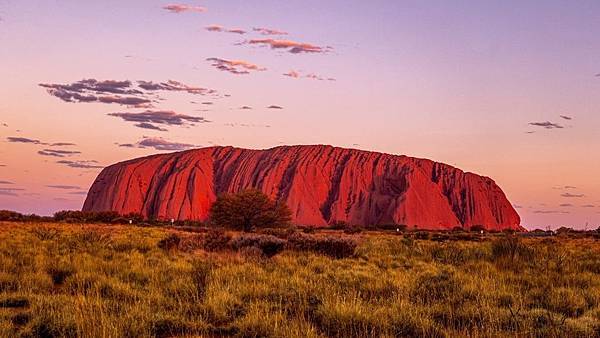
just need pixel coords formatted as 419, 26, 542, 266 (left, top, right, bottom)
209, 189, 292, 231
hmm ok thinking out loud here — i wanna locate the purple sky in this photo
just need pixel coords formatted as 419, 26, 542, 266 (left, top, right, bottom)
1, 0, 599, 229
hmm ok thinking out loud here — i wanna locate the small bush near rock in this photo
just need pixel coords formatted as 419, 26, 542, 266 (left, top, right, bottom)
204, 229, 232, 252
231, 234, 286, 258
287, 233, 358, 259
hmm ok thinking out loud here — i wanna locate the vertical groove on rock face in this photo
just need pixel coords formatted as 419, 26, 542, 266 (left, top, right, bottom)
83, 145, 522, 230
319, 151, 353, 223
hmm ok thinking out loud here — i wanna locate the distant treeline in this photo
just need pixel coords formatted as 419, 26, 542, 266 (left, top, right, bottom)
1, 209, 598, 235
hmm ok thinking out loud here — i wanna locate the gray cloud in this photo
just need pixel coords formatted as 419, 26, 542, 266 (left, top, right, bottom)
134, 122, 168, 131
46, 185, 81, 190
240, 106, 252, 110
108, 110, 209, 129
559, 115, 572, 120
529, 121, 564, 129
582, 204, 596, 208
561, 192, 585, 198
559, 203, 573, 207
267, 105, 283, 109
40, 79, 217, 107
7, 137, 45, 144
120, 137, 198, 151
0, 180, 13, 184
137, 80, 217, 96
0, 187, 25, 197
38, 149, 81, 157
56, 160, 103, 169
68, 191, 89, 195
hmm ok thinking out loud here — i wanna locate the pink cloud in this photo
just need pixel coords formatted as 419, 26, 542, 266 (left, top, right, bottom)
253, 27, 288, 36
162, 4, 207, 13
206, 58, 266, 75
247, 39, 330, 54
205, 25, 246, 34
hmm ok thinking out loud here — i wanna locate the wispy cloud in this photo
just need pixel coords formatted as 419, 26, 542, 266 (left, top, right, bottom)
6, 137, 75, 147
40, 79, 218, 107
40, 79, 152, 107
0, 187, 24, 197
46, 185, 81, 190
240, 106, 252, 110
134, 122, 168, 131
284, 70, 335, 81
553, 185, 577, 190
267, 105, 283, 109
57, 160, 103, 169
223, 123, 271, 128
561, 192, 585, 198
7, 137, 44, 144
0, 180, 13, 184
253, 27, 288, 36
68, 191, 89, 195
205, 25, 246, 34
137, 80, 217, 96
162, 4, 207, 13
119, 137, 198, 151
559, 115, 572, 120
533, 210, 570, 214
206, 58, 266, 74
559, 203, 573, 207
528, 121, 564, 129
38, 149, 81, 157
246, 39, 330, 54
108, 110, 209, 129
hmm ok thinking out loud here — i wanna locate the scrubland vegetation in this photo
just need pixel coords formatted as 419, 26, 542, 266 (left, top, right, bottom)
1, 221, 600, 337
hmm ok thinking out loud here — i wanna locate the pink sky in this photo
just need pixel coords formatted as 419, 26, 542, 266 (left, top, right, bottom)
1, 0, 599, 229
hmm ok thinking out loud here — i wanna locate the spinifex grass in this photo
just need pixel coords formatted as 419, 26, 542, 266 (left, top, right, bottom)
0, 222, 599, 337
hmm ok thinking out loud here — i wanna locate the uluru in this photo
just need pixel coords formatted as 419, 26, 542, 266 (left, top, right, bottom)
82, 145, 521, 231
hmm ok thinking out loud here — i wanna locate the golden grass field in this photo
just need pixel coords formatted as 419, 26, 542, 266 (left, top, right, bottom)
1, 222, 600, 337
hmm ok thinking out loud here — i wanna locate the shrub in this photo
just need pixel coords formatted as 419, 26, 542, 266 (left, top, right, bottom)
415, 231, 430, 240
210, 189, 291, 231
0, 210, 23, 221
46, 263, 75, 285
53, 210, 122, 223
157, 233, 181, 251
231, 234, 286, 258
343, 225, 363, 234
203, 229, 232, 252
0, 297, 29, 308
287, 233, 358, 259
178, 235, 203, 252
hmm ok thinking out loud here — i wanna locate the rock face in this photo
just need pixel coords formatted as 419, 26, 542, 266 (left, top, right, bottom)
83, 145, 521, 230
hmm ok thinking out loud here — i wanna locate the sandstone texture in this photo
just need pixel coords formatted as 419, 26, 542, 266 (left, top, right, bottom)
83, 145, 521, 230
